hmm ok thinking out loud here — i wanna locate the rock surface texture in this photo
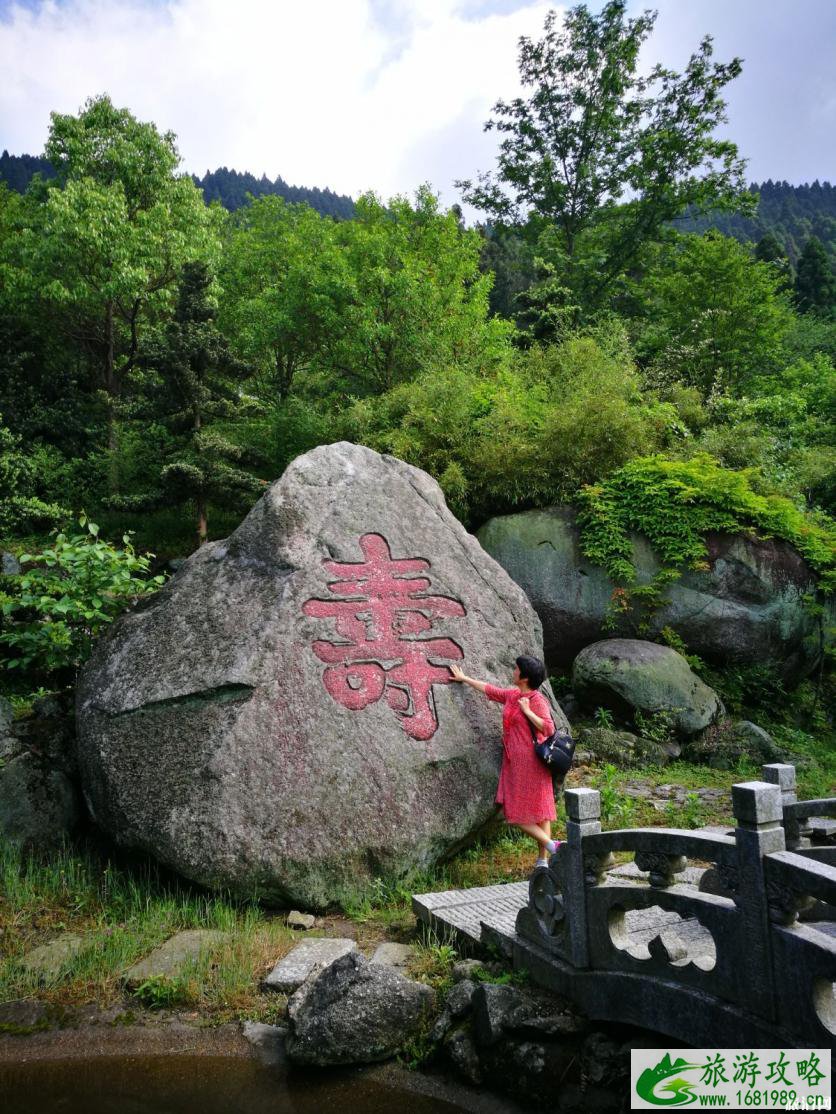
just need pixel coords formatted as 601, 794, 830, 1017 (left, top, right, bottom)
478, 506, 829, 680
572, 639, 723, 736
285, 951, 435, 1066
76, 443, 563, 907
0, 696, 81, 851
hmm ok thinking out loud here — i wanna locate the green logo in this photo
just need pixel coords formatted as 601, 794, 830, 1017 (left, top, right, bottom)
636, 1053, 704, 1106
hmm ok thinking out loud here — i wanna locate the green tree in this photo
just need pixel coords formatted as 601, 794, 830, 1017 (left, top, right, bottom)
637, 231, 794, 395
127, 262, 263, 545
0, 413, 67, 538
795, 236, 836, 314
9, 96, 222, 487
458, 2, 749, 320
219, 196, 350, 402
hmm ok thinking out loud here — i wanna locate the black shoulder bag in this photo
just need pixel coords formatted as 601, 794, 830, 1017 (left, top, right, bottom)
527, 705, 576, 777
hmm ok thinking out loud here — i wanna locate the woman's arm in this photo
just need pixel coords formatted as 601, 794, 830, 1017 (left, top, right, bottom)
519, 696, 550, 734
448, 663, 489, 693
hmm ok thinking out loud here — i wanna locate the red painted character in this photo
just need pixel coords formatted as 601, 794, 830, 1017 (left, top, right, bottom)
302, 534, 465, 740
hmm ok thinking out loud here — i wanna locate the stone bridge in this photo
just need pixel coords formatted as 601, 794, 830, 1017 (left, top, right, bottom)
414, 764, 835, 1049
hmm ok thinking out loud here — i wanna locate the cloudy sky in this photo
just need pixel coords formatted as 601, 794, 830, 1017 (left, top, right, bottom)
1, 0, 834, 207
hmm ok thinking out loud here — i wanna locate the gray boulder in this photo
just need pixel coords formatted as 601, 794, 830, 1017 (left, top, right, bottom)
575, 726, 677, 767
572, 639, 723, 737
684, 719, 783, 769
285, 950, 435, 1065
0, 697, 81, 851
478, 506, 829, 681
76, 443, 565, 908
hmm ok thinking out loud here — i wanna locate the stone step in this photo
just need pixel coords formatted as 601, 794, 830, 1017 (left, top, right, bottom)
370, 942, 414, 971
122, 929, 227, 987
262, 937, 357, 993
19, 932, 90, 979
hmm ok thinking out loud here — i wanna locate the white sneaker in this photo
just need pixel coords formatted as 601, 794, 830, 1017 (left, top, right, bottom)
535, 857, 549, 868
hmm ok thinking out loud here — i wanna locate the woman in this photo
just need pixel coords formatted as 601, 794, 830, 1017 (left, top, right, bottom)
449, 655, 561, 867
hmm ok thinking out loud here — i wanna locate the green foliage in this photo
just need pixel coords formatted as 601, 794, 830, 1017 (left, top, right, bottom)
635, 231, 794, 395
459, 1, 749, 320
0, 414, 68, 537
577, 455, 836, 612
795, 236, 836, 314
132, 974, 190, 1010
0, 516, 164, 681
595, 763, 637, 827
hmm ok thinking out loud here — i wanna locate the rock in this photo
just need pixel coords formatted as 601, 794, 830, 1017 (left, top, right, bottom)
287, 910, 316, 930
477, 506, 830, 682
76, 442, 563, 909
122, 929, 227, 987
262, 937, 357, 993
684, 718, 783, 769
444, 1027, 483, 1085
20, 932, 89, 979
241, 1021, 288, 1066
370, 942, 414, 970
0, 699, 81, 852
285, 950, 435, 1066
575, 726, 674, 767
572, 639, 723, 736
1, 552, 21, 576
446, 978, 477, 1019
472, 983, 529, 1047
452, 958, 487, 982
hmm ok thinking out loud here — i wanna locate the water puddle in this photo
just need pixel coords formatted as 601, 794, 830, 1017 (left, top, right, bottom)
0, 1053, 469, 1113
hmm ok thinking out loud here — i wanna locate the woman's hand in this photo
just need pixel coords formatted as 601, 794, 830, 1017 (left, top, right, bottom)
448, 664, 488, 693
519, 696, 546, 732
519, 696, 530, 713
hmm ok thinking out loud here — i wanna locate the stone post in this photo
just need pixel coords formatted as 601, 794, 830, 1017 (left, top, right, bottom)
762, 762, 808, 850
732, 781, 785, 1023
562, 787, 602, 969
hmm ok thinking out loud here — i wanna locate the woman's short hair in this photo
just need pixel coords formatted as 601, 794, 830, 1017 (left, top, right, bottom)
516, 654, 546, 689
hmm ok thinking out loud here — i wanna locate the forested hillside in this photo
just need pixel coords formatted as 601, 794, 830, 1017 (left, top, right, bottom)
676, 180, 836, 263
0, 150, 354, 219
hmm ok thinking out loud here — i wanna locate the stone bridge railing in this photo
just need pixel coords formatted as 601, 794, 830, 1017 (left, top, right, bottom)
514, 765, 835, 1049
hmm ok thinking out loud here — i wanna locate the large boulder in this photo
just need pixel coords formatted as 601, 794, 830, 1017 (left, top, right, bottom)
572, 639, 723, 736
76, 443, 565, 908
477, 507, 829, 681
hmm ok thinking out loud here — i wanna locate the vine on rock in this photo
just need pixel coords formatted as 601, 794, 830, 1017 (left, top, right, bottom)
576, 454, 836, 631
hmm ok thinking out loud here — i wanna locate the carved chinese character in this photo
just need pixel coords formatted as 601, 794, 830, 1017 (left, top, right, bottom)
303, 533, 465, 740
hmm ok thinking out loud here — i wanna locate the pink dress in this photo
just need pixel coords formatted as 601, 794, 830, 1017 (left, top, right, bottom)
485, 685, 556, 824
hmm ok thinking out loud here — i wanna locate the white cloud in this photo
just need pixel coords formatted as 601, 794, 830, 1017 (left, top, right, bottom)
0, 0, 556, 201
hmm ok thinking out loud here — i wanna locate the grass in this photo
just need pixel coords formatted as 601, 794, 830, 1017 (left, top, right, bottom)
0, 838, 296, 1022
1, 725, 832, 1023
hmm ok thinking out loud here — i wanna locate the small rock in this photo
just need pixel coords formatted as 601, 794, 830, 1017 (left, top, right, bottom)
263, 937, 357, 993
452, 958, 487, 982
122, 929, 226, 987
0, 999, 52, 1029
286, 951, 435, 1066
430, 979, 477, 1044
370, 942, 414, 970
472, 983, 529, 1047
241, 1021, 288, 1067
444, 1027, 483, 1085
32, 694, 63, 719
1, 552, 21, 576
287, 910, 316, 930
20, 932, 89, 979
446, 979, 477, 1019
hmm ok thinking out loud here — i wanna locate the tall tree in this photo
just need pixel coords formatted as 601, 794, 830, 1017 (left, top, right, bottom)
458, 1, 750, 321
637, 231, 793, 395
8, 96, 222, 488
131, 262, 263, 546
795, 236, 836, 314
